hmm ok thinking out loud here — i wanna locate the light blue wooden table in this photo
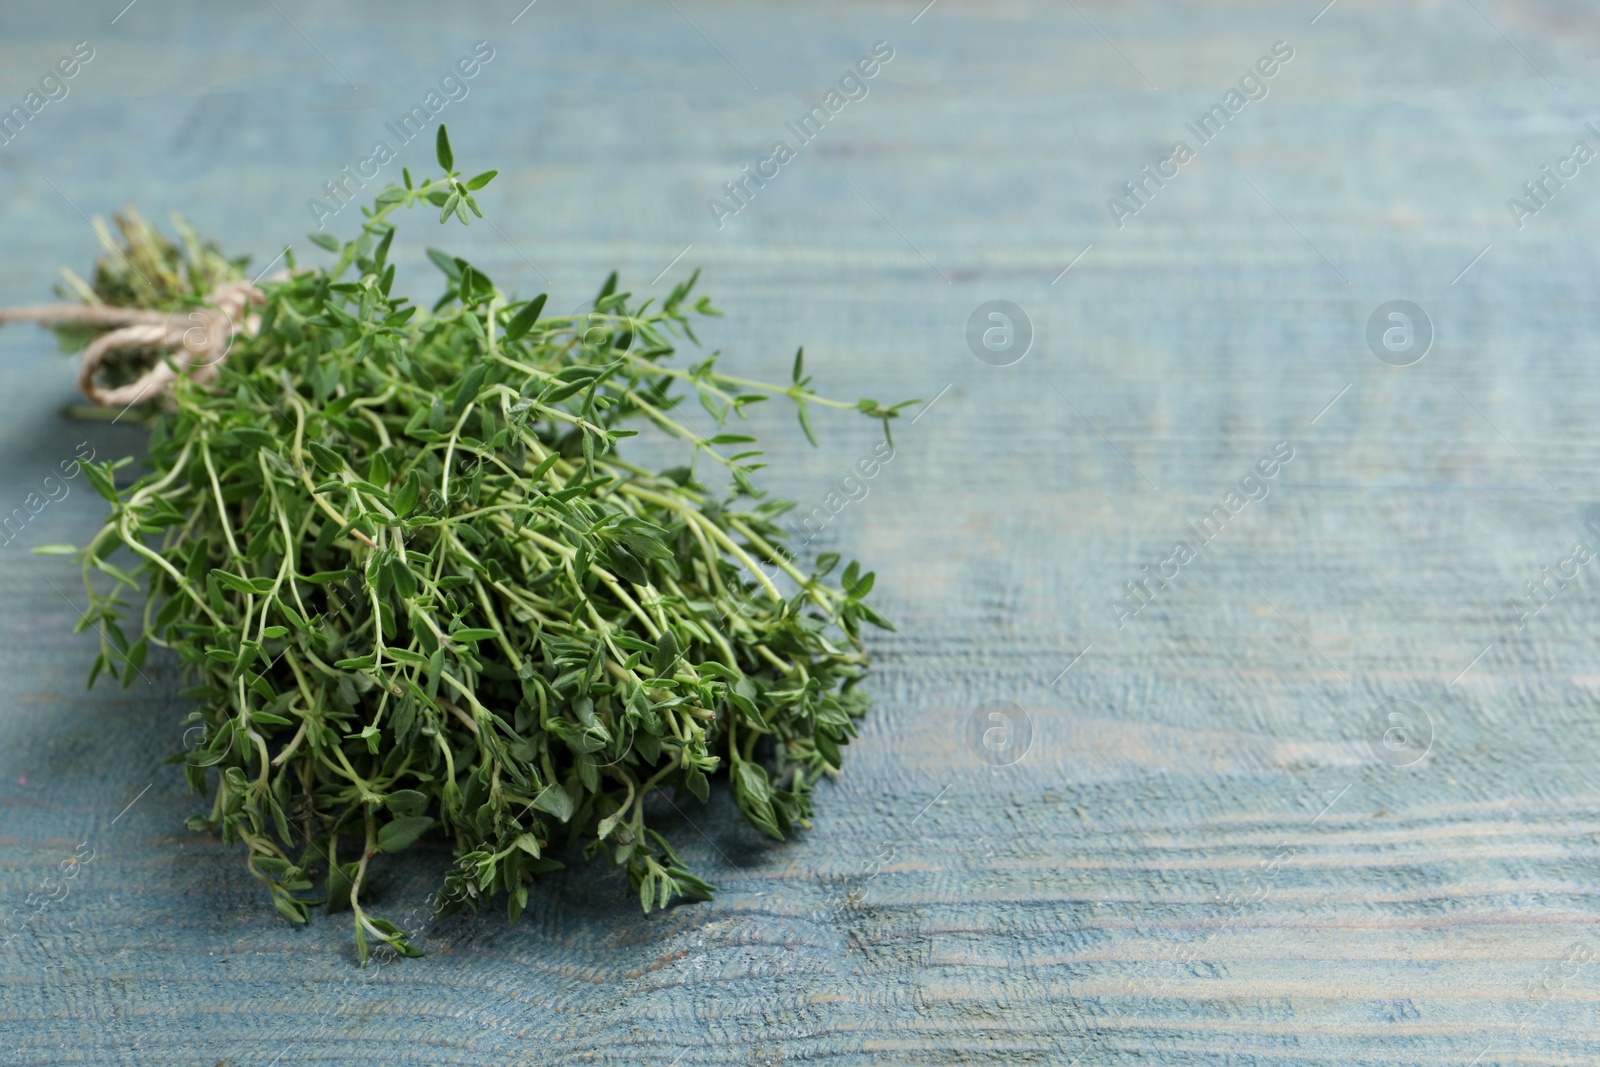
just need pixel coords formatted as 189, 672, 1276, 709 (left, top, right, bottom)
3, 1, 1599, 1063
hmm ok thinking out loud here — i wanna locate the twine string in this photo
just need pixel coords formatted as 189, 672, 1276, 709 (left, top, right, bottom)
0, 279, 263, 408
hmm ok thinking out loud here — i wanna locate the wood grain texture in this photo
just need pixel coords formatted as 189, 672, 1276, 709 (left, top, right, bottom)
4, 0, 1600, 1063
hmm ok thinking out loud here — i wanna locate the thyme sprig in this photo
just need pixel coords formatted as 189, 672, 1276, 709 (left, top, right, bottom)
44, 128, 909, 962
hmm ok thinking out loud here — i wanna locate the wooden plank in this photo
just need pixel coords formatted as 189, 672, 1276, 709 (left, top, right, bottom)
3, 1, 1599, 1063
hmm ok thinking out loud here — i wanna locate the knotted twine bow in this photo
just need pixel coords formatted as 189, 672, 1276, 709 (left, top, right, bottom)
0, 279, 263, 409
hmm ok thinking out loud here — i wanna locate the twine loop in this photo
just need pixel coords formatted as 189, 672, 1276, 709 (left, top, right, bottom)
0, 279, 263, 408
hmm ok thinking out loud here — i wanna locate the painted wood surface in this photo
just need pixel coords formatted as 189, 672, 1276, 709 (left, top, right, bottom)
3, 1, 1600, 1063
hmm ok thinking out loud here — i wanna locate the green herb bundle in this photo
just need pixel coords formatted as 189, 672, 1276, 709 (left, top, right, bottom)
45, 129, 910, 962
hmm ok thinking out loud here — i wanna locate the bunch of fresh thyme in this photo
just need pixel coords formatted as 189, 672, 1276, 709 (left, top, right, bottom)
41, 128, 910, 961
